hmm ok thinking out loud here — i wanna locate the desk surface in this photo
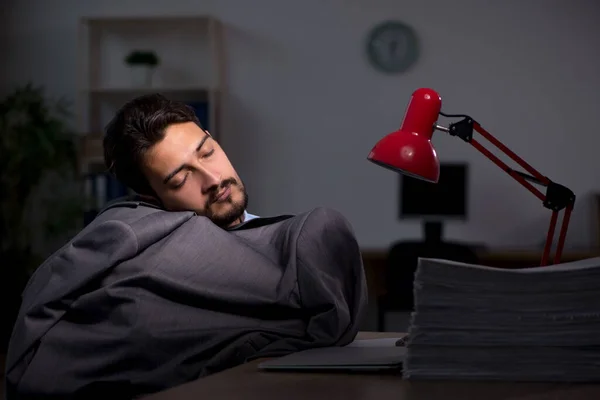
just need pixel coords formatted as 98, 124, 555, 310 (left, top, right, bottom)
142, 332, 600, 400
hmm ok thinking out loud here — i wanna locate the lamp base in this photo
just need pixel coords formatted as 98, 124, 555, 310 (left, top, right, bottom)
423, 221, 444, 244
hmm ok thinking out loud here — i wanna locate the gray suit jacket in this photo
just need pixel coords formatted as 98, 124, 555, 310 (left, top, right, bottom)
5, 198, 368, 398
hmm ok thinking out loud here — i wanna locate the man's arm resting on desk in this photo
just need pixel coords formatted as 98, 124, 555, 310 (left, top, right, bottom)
5, 206, 368, 398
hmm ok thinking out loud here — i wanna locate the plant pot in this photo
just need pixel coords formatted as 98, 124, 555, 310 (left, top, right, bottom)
128, 65, 155, 88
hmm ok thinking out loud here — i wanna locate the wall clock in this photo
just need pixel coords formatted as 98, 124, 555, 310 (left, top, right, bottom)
366, 20, 419, 74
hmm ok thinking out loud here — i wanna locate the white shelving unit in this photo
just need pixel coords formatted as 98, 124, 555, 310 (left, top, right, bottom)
75, 15, 225, 222
76, 15, 225, 174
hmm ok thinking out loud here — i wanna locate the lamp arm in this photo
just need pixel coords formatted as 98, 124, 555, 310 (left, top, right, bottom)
435, 116, 576, 267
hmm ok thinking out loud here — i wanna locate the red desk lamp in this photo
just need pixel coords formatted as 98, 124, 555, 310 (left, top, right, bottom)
367, 88, 575, 266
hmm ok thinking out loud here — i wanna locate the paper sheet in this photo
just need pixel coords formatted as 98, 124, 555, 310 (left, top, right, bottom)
345, 337, 406, 347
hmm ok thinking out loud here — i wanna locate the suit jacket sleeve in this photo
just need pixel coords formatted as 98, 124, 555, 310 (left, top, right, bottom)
296, 207, 367, 344
5, 220, 139, 398
244, 207, 368, 358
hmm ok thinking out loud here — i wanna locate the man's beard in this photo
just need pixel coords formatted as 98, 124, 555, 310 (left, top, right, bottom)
203, 177, 249, 228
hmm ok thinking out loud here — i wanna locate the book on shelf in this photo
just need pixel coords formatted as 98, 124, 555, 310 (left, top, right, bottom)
83, 165, 130, 225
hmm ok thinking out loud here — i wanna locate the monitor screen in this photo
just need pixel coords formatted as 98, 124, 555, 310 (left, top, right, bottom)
399, 163, 468, 219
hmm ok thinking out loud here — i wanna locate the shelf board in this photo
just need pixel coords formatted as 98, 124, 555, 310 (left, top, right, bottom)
85, 87, 215, 101
82, 15, 214, 28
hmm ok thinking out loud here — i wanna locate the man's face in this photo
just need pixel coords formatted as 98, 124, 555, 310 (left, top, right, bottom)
142, 121, 248, 227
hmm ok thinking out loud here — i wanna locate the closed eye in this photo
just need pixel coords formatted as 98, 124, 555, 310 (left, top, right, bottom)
202, 149, 215, 159
163, 133, 210, 186
172, 171, 190, 189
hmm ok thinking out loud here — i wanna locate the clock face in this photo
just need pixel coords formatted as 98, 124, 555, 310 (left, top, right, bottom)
366, 21, 419, 74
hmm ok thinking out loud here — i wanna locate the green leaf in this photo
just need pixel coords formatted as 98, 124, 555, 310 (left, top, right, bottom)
0, 83, 82, 266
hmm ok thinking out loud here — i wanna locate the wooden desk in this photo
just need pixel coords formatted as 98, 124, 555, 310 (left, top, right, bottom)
142, 332, 600, 400
361, 249, 600, 297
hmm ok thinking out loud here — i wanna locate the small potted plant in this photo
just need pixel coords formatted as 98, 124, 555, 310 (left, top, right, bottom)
124, 50, 160, 87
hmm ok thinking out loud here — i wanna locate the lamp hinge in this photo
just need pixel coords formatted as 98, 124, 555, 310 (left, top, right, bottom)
448, 118, 474, 142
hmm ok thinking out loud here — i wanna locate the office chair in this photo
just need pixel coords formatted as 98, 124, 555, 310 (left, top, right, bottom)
377, 238, 480, 331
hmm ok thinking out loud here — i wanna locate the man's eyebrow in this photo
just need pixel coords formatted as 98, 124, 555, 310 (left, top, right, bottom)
162, 133, 210, 185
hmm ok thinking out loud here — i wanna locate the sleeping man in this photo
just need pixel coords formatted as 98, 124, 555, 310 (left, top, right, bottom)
5, 94, 368, 399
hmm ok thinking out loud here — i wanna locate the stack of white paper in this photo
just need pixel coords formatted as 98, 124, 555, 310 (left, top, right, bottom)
403, 256, 600, 382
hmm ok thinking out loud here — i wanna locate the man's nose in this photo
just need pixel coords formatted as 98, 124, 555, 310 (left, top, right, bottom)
199, 165, 221, 193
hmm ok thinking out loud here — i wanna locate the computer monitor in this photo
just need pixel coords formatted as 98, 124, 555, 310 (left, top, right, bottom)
399, 163, 468, 241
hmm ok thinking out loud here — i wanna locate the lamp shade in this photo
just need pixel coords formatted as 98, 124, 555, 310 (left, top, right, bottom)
367, 88, 442, 183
